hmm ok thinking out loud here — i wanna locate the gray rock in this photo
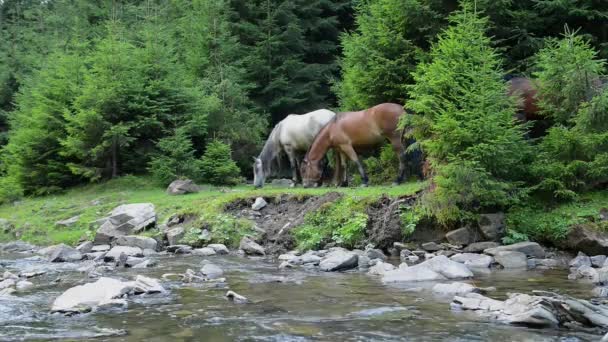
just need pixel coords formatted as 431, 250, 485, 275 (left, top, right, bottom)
593, 286, 608, 297
225, 290, 248, 303
55, 215, 80, 227
357, 255, 371, 270
131, 275, 165, 294
207, 244, 229, 255
568, 265, 608, 283
290, 252, 322, 266
569, 252, 592, 268
319, 250, 359, 271
200, 262, 224, 279
484, 242, 545, 258
45, 244, 83, 263
104, 246, 143, 262
450, 253, 493, 268
84, 252, 106, 260
0, 279, 16, 290
252, 197, 267, 211
445, 227, 472, 246
478, 213, 505, 241
91, 244, 111, 252
561, 224, 608, 256
142, 248, 158, 257
239, 236, 265, 256
16, 280, 33, 291
421, 242, 442, 252
166, 227, 185, 246
592, 255, 607, 268
365, 248, 387, 261
166, 245, 192, 254
115, 235, 158, 251
432, 282, 479, 296
382, 265, 446, 283
76, 241, 93, 254
368, 261, 396, 275
423, 255, 474, 279
51, 277, 133, 313
94, 203, 156, 244
131, 259, 157, 269
193, 247, 216, 256
494, 251, 528, 268
166, 179, 199, 195
124, 257, 151, 268
532, 258, 564, 268
0, 241, 35, 252
463, 241, 500, 253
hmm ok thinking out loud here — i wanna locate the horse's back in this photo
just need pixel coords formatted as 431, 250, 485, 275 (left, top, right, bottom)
334, 103, 404, 145
279, 109, 336, 150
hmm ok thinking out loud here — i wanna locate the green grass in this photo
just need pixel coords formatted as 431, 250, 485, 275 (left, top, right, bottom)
0, 175, 425, 246
506, 191, 608, 244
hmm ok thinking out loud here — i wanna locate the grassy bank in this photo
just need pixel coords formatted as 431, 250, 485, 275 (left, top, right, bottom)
0, 175, 425, 246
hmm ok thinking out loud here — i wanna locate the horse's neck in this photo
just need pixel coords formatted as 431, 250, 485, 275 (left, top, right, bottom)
307, 124, 331, 163
259, 124, 283, 171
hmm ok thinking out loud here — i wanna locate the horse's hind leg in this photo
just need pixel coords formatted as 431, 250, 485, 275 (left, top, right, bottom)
390, 136, 407, 185
284, 146, 298, 187
339, 144, 368, 187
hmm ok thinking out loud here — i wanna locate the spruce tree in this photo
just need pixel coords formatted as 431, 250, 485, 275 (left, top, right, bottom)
405, 2, 530, 225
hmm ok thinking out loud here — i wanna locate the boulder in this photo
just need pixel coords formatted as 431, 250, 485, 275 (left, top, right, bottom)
104, 246, 143, 262
478, 213, 505, 241
445, 227, 472, 246
124, 257, 154, 268
43, 244, 83, 263
51, 277, 133, 313
166, 226, 185, 246
200, 262, 224, 279
193, 247, 216, 256
166, 245, 192, 254
364, 248, 387, 261
131, 275, 165, 294
494, 251, 528, 268
319, 250, 359, 272
484, 242, 545, 258
423, 255, 474, 279
463, 241, 500, 253
239, 236, 265, 256
207, 244, 229, 255
225, 290, 248, 303
569, 252, 592, 268
357, 255, 371, 270
115, 235, 158, 251
568, 265, 608, 283
55, 215, 80, 227
94, 203, 156, 244
290, 252, 322, 266
166, 179, 199, 195
432, 282, 479, 296
91, 244, 111, 252
592, 255, 607, 268
382, 265, 446, 283
368, 261, 396, 276
131, 259, 157, 269
561, 224, 608, 256
76, 241, 93, 254
421, 242, 442, 252
252, 197, 267, 211
450, 253, 493, 268
16, 280, 33, 291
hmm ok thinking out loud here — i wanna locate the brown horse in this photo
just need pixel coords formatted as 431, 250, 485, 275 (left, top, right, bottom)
300, 103, 407, 187
507, 77, 542, 121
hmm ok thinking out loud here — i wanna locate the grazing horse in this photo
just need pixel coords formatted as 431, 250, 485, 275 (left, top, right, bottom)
507, 76, 542, 121
300, 103, 408, 188
253, 109, 336, 188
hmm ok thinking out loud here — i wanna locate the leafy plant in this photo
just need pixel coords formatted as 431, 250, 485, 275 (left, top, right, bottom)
399, 204, 421, 237
200, 140, 241, 186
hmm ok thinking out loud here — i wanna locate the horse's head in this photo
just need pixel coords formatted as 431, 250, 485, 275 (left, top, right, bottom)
301, 158, 322, 188
252, 157, 264, 188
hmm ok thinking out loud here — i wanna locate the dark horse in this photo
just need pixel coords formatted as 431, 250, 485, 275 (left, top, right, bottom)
506, 76, 542, 122
300, 103, 411, 187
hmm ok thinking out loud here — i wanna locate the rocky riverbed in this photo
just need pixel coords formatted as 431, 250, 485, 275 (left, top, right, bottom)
1, 238, 608, 341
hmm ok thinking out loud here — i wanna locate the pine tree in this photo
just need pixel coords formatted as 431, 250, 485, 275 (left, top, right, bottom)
405, 2, 530, 225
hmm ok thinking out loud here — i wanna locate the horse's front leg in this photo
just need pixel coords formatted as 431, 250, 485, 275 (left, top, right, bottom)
332, 150, 342, 187
339, 144, 367, 187
285, 146, 298, 187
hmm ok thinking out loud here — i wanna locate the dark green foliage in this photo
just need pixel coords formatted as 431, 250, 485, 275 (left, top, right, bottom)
405, 4, 530, 225
148, 128, 203, 186
200, 140, 241, 186
358, 144, 399, 185
530, 31, 608, 201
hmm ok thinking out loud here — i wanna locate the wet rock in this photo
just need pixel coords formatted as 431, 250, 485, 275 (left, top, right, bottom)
91, 244, 111, 252
593, 286, 608, 297
290, 252, 322, 266
450, 253, 493, 268
424, 255, 474, 279
3, 271, 18, 280
437, 250, 457, 258
592, 255, 607, 268
207, 244, 229, 255
494, 251, 527, 268
46, 244, 83, 263
463, 241, 500, 253
94, 203, 156, 244
0, 288, 15, 296
76, 241, 93, 254
166, 179, 199, 195
239, 236, 265, 256
421, 242, 441, 252
225, 290, 248, 303
365, 248, 387, 261
55, 215, 80, 227
252, 197, 267, 211
104, 246, 143, 262
568, 265, 608, 283
84, 252, 106, 261
115, 235, 158, 251
484, 242, 545, 258
20, 271, 45, 279
16, 280, 33, 291
569, 252, 592, 268
0, 279, 16, 290
368, 261, 396, 276
445, 227, 472, 246
0, 241, 36, 252
193, 247, 216, 256
51, 277, 133, 314
532, 258, 564, 268
200, 262, 224, 279
382, 265, 445, 283
131, 275, 165, 294
478, 213, 505, 241
561, 224, 608, 256
357, 255, 371, 270
278, 261, 293, 269
167, 245, 192, 254
124, 257, 155, 268
319, 250, 359, 272
278, 252, 297, 262
166, 227, 185, 246
432, 282, 479, 296
143, 249, 158, 257
131, 259, 157, 269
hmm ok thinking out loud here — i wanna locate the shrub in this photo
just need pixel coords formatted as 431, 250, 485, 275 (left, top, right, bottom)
148, 128, 203, 186
200, 139, 241, 186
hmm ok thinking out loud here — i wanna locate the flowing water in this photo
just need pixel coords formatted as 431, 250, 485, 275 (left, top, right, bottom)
0, 251, 602, 341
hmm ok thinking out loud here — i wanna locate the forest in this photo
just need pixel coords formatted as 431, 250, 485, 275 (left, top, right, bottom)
0, 0, 607, 230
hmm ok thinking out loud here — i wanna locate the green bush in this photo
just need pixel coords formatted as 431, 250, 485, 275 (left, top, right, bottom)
200, 139, 241, 186
0, 175, 23, 205
148, 128, 204, 186
361, 144, 399, 185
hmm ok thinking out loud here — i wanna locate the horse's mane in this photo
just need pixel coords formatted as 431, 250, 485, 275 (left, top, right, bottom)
258, 121, 283, 174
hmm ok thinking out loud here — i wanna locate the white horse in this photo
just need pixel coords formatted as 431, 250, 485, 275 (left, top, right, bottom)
253, 109, 336, 188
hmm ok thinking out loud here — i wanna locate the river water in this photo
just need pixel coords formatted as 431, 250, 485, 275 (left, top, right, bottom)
0, 251, 602, 341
